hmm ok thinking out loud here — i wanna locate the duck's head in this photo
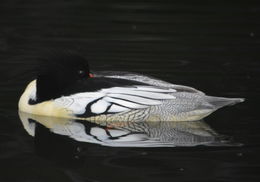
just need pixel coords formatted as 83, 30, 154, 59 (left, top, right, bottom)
36, 53, 92, 102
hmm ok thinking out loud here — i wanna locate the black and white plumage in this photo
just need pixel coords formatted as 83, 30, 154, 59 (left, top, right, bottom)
19, 112, 237, 147
18, 53, 244, 122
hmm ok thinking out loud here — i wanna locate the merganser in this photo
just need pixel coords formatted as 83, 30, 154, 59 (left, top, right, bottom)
19, 112, 234, 147
18, 53, 244, 122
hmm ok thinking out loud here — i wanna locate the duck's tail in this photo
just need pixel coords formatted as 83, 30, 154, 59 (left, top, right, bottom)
206, 96, 245, 110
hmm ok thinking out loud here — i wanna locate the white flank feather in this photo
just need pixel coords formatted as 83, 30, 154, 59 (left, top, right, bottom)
91, 100, 110, 114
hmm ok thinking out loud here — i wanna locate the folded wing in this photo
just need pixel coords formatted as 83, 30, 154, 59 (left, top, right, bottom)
54, 86, 177, 117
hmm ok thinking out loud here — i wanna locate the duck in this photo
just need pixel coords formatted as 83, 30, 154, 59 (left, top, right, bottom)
18, 53, 245, 122
19, 111, 231, 147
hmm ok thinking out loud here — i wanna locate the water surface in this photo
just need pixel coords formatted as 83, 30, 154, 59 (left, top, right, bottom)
0, 0, 260, 181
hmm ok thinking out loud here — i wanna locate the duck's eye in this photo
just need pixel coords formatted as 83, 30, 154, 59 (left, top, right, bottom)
78, 70, 86, 77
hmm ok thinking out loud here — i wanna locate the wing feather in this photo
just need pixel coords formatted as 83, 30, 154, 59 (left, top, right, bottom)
103, 87, 176, 99
54, 86, 176, 116
107, 94, 162, 105
104, 97, 147, 109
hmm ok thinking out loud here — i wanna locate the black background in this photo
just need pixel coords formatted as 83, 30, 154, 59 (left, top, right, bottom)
0, 0, 259, 182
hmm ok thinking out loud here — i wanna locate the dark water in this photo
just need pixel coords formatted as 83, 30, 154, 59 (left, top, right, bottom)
1, 0, 260, 181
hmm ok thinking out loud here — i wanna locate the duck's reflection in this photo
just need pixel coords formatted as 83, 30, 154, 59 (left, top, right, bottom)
19, 111, 234, 148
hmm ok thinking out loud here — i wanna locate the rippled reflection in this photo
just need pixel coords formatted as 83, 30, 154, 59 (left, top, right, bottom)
19, 111, 236, 147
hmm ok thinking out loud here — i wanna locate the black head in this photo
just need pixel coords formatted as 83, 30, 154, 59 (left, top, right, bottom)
36, 52, 91, 102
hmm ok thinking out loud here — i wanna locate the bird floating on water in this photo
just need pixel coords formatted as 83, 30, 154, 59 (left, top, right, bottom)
18, 53, 244, 122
